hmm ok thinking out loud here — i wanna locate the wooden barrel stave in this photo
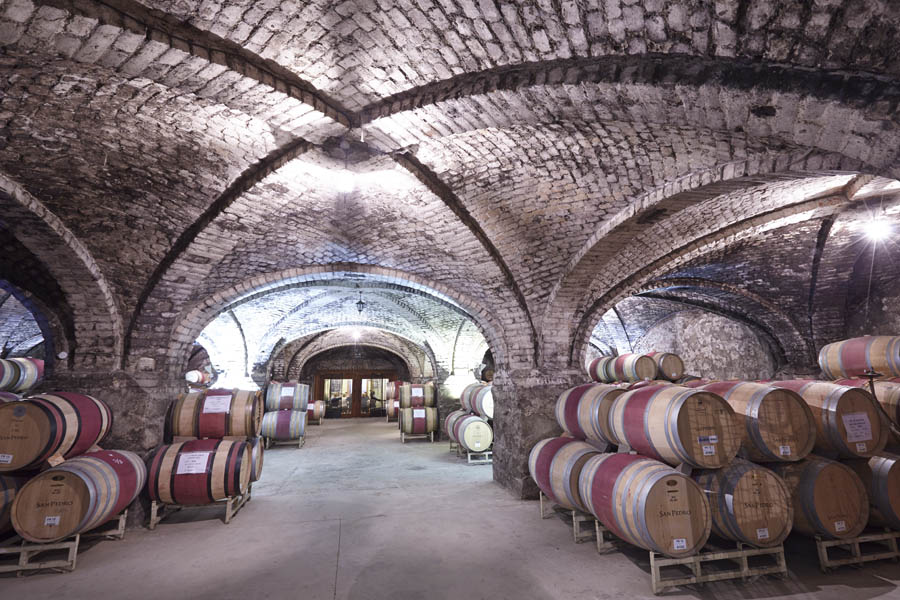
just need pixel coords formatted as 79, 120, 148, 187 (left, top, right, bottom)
579, 453, 711, 557
609, 385, 741, 468
820, 336, 900, 379
555, 383, 623, 445
1, 474, 27, 537
260, 410, 306, 440
11, 449, 145, 542
844, 452, 900, 530
608, 354, 658, 382
587, 357, 616, 383
0, 393, 112, 472
772, 380, 886, 458
772, 456, 869, 539
147, 439, 250, 505
248, 437, 264, 482
528, 437, 576, 503
645, 351, 685, 381
693, 459, 792, 547
265, 382, 309, 412
0, 359, 20, 391
700, 381, 815, 462
306, 400, 326, 421
549, 441, 599, 512
444, 410, 469, 442
167, 389, 262, 440
9, 358, 43, 393
400, 407, 438, 434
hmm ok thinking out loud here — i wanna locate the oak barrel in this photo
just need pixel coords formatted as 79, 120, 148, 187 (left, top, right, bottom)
147, 439, 250, 505
306, 400, 326, 422
626, 379, 675, 391
554, 383, 623, 445
8, 358, 43, 393
0, 391, 19, 402
608, 353, 658, 382
248, 437, 264, 482
0, 359, 19, 391
834, 379, 900, 447
166, 388, 263, 440
400, 383, 436, 409
185, 370, 211, 385
772, 456, 869, 539
265, 382, 309, 412
820, 336, 900, 379
587, 356, 616, 383
772, 380, 886, 458
548, 441, 600, 512
844, 452, 900, 530
260, 410, 306, 440
1, 474, 27, 537
646, 351, 685, 381
12, 449, 145, 543
400, 407, 437, 434
528, 437, 576, 503
609, 385, 741, 468
693, 459, 793, 547
0, 393, 112, 472
579, 453, 711, 557
700, 381, 815, 462
444, 410, 469, 442
385, 382, 403, 419
455, 415, 493, 453
460, 383, 493, 418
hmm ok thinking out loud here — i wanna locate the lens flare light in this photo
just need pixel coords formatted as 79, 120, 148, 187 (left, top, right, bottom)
866, 220, 892, 242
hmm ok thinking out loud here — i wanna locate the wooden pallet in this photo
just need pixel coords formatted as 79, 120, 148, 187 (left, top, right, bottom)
149, 490, 251, 530
265, 436, 305, 449
538, 492, 596, 544
0, 510, 128, 576
449, 441, 459, 453
400, 431, 434, 443
815, 529, 900, 572
466, 450, 493, 465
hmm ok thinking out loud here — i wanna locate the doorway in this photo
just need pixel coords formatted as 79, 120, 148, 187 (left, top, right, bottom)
316, 370, 396, 418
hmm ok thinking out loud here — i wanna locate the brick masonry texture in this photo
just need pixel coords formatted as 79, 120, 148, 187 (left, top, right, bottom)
2, 0, 900, 498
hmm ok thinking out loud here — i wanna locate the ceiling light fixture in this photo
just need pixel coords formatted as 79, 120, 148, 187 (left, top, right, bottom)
865, 219, 891, 242
356, 290, 366, 314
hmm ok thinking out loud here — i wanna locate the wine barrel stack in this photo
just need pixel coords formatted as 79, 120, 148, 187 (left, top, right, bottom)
159, 387, 266, 492
261, 381, 310, 445
0, 390, 148, 547
442, 382, 494, 458
0, 357, 45, 394
384, 381, 405, 421
396, 382, 439, 442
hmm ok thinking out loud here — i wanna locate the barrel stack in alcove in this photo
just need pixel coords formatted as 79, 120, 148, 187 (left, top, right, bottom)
443, 382, 494, 455
398, 382, 438, 441
260, 381, 309, 445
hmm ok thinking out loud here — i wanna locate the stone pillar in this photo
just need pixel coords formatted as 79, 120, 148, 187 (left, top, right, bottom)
38, 368, 182, 526
490, 367, 584, 499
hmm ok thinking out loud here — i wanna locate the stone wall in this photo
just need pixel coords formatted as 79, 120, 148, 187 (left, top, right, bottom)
633, 309, 777, 381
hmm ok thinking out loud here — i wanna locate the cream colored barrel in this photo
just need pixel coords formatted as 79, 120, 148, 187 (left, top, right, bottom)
166, 389, 263, 440
834, 379, 900, 448
9, 358, 43, 393
693, 459, 793, 547
772, 456, 869, 539
646, 351, 685, 381
820, 336, 900, 379
554, 383, 623, 445
460, 383, 492, 417
455, 416, 493, 453
700, 381, 816, 462
400, 383, 435, 408
579, 453, 711, 557
609, 385, 741, 468
772, 380, 886, 458
844, 452, 900, 530
549, 441, 599, 512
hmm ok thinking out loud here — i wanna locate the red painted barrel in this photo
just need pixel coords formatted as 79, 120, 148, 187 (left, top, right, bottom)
9, 358, 43, 393
819, 336, 900, 379
587, 356, 616, 383
265, 382, 309, 412
554, 383, 623, 444
147, 439, 250, 505
260, 410, 306, 440
0, 393, 112, 472
11, 450, 145, 542
609, 353, 658, 382
0, 359, 20, 391
445, 410, 469, 442
528, 437, 576, 503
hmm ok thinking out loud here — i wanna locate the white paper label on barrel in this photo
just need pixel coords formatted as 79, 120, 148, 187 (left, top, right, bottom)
393, 401, 399, 408
413, 409, 425, 418
698, 435, 718, 444
281, 387, 294, 398
834, 520, 847, 532
841, 412, 872, 442
412, 388, 424, 398
0, 454, 12, 464
756, 528, 769, 540
673, 538, 687, 551
779, 445, 791, 456
856, 442, 867, 453
44, 516, 60, 527
177, 452, 212, 474
702, 444, 716, 456
203, 395, 231, 413
475, 441, 481, 448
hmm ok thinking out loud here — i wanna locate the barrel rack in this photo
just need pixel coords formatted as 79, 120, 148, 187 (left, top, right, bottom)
264, 437, 305, 449
400, 431, 434, 443
814, 529, 900, 572
0, 510, 128, 576
453, 443, 493, 465
538, 492, 787, 595
149, 489, 251, 530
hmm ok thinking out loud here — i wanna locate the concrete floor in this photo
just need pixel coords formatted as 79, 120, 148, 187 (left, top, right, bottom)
2, 419, 900, 599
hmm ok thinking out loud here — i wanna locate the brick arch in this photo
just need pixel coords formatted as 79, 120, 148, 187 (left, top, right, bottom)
296, 344, 418, 381
565, 172, 869, 369
169, 264, 509, 376
0, 282, 62, 368
0, 172, 122, 369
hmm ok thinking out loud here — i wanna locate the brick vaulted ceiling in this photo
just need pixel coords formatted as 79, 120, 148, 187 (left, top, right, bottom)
1, 0, 899, 376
